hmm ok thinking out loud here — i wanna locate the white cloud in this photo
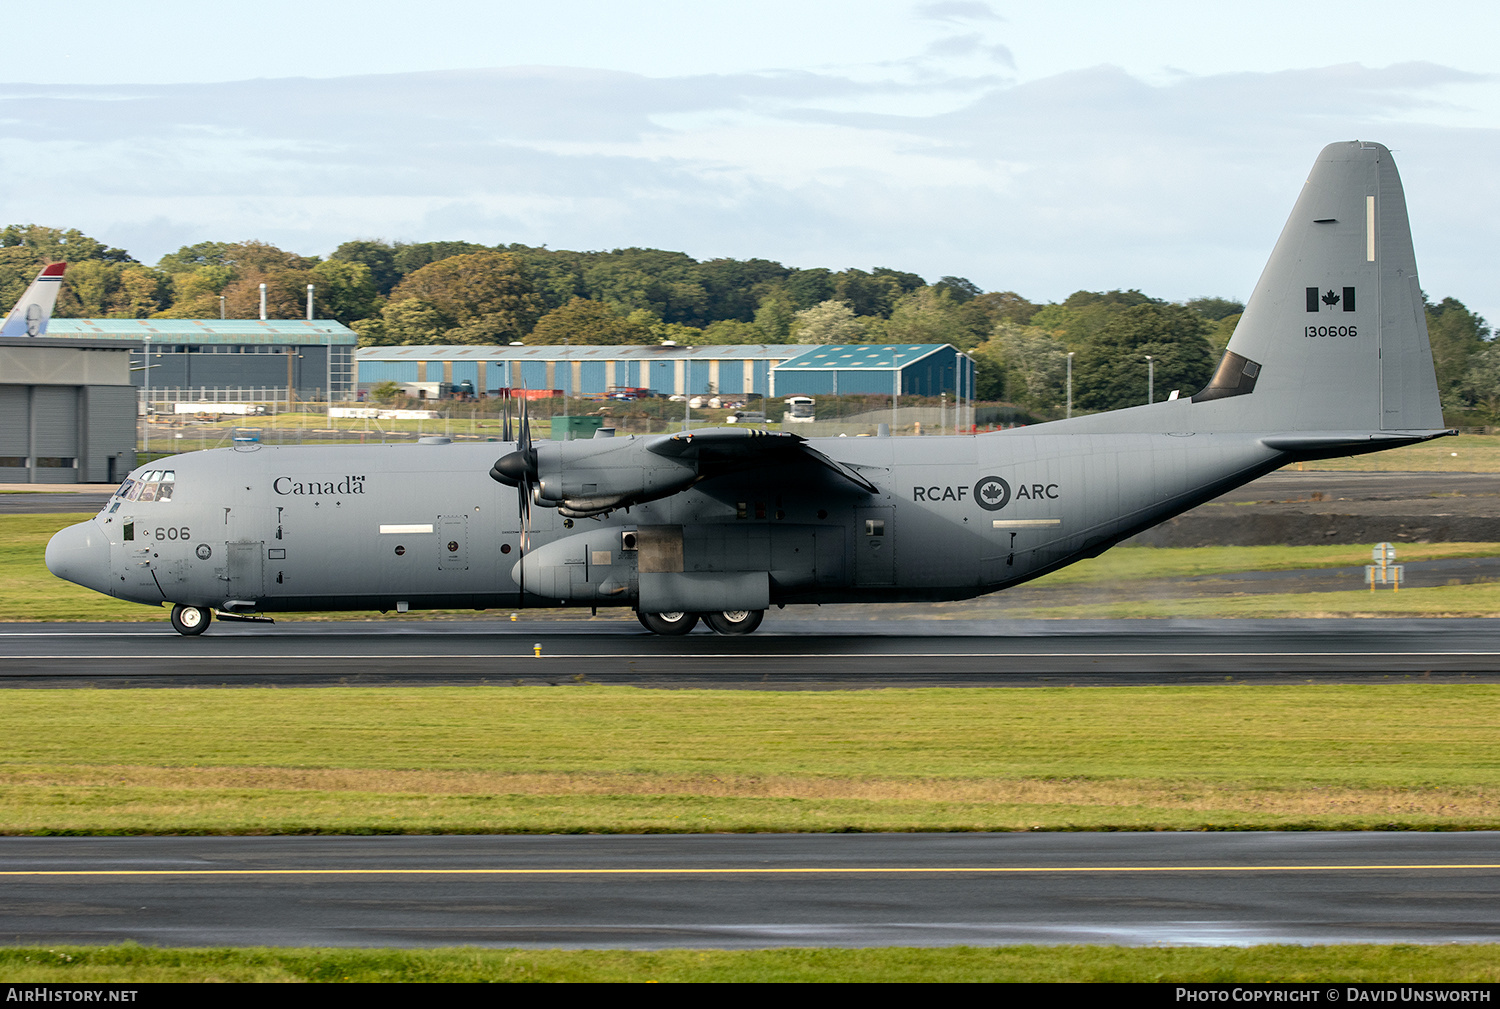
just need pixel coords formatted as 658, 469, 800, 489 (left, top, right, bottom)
0, 57, 1492, 323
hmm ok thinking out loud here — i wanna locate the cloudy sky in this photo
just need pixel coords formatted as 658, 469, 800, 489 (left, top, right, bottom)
2, 1, 1496, 320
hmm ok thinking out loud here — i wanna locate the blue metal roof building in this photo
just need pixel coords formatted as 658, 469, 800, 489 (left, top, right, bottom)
45, 319, 359, 400
355, 342, 975, 400
770, 344, 974, 399
355, 344, 809, 399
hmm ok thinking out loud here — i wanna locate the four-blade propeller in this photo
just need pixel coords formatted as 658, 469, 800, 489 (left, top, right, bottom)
489, 392, 538, 601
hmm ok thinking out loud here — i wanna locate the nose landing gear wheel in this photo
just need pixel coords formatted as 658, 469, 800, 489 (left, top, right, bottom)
636, 610, 699, 635
703, 610, 764, 635
170, 604, 212, 636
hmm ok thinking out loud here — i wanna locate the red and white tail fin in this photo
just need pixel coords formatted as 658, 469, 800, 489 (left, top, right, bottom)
0, 262, 66, 337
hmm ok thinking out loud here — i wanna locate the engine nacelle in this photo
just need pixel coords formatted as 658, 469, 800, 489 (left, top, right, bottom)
532, 438, 697, 516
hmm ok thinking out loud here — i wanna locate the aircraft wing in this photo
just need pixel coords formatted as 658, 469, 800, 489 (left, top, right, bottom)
647, 428, 879, 494
496, 426, 878, 518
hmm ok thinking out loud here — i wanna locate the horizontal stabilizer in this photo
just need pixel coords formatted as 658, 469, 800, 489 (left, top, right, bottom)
1260, 429, 1453, 455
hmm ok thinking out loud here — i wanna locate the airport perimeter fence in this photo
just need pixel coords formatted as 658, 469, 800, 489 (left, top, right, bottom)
136, 390, 1042, 461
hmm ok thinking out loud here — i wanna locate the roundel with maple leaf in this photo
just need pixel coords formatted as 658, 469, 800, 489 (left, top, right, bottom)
973, 476, 1011, 512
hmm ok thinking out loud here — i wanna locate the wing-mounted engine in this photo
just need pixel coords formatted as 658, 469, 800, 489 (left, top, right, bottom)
490, 428, 877, 518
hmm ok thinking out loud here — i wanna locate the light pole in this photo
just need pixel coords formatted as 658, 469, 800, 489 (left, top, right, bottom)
325, 327, 333, 419
1145, 355, 1155, 405
1066, 352, 1074, 419
142, 335, 150, 460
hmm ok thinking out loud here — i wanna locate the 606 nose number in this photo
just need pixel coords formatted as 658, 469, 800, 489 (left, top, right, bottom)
153, 527, 191, 541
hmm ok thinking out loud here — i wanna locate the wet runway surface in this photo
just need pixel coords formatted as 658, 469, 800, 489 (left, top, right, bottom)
1, 832, 1496, 948
4, 617, 1500, 687
0, 492, 111, 514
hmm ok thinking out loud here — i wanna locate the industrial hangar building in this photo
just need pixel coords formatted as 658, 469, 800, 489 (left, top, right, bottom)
31, 325, 968, 404
770, 344, 973, 399
0, 336, 136, 484
4, 323, 972, 485
45, 319, 359, 402
353, 343, 973, 400
355, 344, 794, 399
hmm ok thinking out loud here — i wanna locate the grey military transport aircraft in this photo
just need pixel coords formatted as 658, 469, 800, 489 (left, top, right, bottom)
46, 141, 1450, 635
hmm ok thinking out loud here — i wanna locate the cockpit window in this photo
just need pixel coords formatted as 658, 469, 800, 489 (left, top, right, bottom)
116, 479, 137, 501
126, 470, 175, 503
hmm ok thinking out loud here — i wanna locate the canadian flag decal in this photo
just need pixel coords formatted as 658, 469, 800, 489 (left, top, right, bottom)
1306, 287, 1356, 313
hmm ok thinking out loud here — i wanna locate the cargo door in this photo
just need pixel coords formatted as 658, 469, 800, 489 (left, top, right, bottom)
225, 541, 264, 601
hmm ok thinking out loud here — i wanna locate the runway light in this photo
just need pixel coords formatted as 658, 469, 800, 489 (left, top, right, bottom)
533, 643, 542, 657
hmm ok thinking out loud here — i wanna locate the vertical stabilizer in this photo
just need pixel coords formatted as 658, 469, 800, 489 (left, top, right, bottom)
0, 263, 66, 338
1195, 142, 1443, 433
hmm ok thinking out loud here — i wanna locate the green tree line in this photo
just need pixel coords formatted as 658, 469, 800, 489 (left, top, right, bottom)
0, 224, 1491, 419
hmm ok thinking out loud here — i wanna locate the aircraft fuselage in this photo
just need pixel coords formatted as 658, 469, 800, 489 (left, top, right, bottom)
49, 421, 1287, 616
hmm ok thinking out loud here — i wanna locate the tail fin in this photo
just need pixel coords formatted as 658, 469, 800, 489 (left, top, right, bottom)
1195, 141, 1445, 435
0, 262, 66, 338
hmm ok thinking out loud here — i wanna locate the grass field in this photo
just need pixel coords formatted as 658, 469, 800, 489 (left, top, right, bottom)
2, 943, 1498, 982
10, 507, 1500, 978
0, 684, 1494, 835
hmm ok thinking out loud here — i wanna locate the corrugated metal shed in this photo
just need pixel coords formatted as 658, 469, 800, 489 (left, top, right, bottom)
356, 344, 815, 398
46, 319, 357, 346
42, 320, 359, 399
0, 337, 136, 484
772, 344, 972, 398
357, 344, 793, 361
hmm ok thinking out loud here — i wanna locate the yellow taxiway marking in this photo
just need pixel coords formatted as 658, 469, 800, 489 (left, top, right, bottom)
2, 864, 1497, 877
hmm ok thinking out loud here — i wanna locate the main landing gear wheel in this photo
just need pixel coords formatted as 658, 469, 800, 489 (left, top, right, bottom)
170, 604, 212, 636
637, 610, 699, 636
703, 610, 764, 635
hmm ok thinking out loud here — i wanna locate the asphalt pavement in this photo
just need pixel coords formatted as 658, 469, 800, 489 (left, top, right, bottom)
2, 617, 1499, 687
1, 832, 1495, 948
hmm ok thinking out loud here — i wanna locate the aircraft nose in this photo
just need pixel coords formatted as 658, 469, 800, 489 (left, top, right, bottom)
45, 520, 112, 592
